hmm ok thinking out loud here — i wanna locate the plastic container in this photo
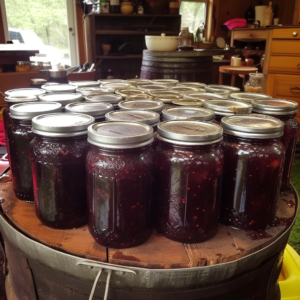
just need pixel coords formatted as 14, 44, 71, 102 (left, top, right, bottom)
153, 120, 223, 243
204, 99, 253, 123
8, 102, 62, 202
86, 122, 154, 248
219, 114, 285, 230
279, 244, 300, 300
252, 99, 299, 190
31, 113, 95, 229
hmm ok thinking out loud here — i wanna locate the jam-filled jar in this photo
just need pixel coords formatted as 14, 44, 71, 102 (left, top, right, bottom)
30, 113, 95, 229
85, 94, 123, 110
105, 110, 160, 131
3, 96, 38, 151
153, 121, 224, 243
65, 102, 113, 122
39, 93, 83, 110
204, 99, 253, 124
252, 99, 299, 190
219, 114, 285, 230
162, 107, 215, 122
8, 102, 62, 202
86, 122, 154, 248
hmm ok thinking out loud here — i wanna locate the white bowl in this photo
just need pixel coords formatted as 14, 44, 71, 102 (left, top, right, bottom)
145, 33, 179, 52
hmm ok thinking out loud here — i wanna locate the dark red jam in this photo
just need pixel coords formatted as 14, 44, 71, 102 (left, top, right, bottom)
8, 119, 35, 202
219, 115, 285, 230
276, 114, 299, 190
153, 142, 223, 243
153, 121, 224, 243
252, 99, 299, 191
86, 122, 154, 248
30, 135, 89, 229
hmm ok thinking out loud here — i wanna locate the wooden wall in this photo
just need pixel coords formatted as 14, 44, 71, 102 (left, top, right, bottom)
211, 0, 296, 39
0, 4, 6, 43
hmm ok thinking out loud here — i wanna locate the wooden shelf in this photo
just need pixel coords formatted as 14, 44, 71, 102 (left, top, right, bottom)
95, 30, 178, 35
96, 54, 143, 59
91, 13, 180, 18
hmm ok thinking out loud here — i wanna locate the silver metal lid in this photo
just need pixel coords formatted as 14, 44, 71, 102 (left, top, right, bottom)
204, 100, 252, 116
178, 82, 206, 89
221, 114, 284, 139
230, 92, 272, 103
5, 95, 38, 103
126, 94, 153, 100
126, 79, 152, 87
118, 100, 164, 112
76, 87, 115, 96
172, 99, 204, 107
99, 82, 131, 90
69, 81, 100, 88
171, 86, 200, 94
10, 102, 62, 120
85, 94, 123, 104
149, 90, 182, 103
207, 85, 240, 93
116, 89, 143, 97
151, 79, 179, 86
42, 84, 78, 93
99, 79, 126, 84
88, 122, 154, 149
251, 99, 298, 115
158, 121, 223, 145
39, 93, 83, 106
162, 107, 215, 121
105, 110, 160, 126
138, 84, 168, 92
32, 113, 95, 137
185, 93, 224, 100
5, 88, 46, 97
65, 102, 113, 118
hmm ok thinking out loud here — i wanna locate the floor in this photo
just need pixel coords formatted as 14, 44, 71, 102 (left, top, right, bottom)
0, 159, 299, 299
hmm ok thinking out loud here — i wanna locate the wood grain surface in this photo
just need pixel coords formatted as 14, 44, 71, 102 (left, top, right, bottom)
0, 171, 296, 269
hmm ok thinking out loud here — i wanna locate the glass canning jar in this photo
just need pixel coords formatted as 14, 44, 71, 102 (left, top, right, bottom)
3, 96, 38, 152
162, 107, 215, 122
30, 113, 95, 229
105, 110, 160, 131
219, 114, 285, 230
153, 121, 224, 243
65, 102, 113, 122
178, 27, 194, 51
39, 93, 83, 110
8, 102, 62, 202
86, 122, 154, 248
204, 99, 253, 124
252, 99, 299, 191
244, 73, 264, 93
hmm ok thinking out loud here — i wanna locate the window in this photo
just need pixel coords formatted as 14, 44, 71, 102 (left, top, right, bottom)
179, 1, 207, 35
3, 0, 78, 66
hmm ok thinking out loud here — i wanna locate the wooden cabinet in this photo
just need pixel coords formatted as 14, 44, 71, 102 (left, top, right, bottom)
85, 14, 181, 80
231, 26, 300, 124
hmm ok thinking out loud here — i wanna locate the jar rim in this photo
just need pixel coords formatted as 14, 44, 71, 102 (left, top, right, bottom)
32, 113, 95, 137
158, 120, 223, 144
221, 114, 284, 139
87, 121, 154, 149
118, 99, 164, 112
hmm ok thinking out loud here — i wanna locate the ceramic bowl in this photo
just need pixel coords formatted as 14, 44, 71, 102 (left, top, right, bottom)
145, 33, 179, 52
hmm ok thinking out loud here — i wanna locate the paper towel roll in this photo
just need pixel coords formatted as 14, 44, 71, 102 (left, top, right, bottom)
255, 5, 267, 27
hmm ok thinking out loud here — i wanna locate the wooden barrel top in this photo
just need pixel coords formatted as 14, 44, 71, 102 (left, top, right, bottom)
0, 171, 297, 269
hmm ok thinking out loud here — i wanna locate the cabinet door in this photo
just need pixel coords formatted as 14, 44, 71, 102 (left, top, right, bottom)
266, 74, 300, 123
271, 40, 300, 55
269, 56, 300, 74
